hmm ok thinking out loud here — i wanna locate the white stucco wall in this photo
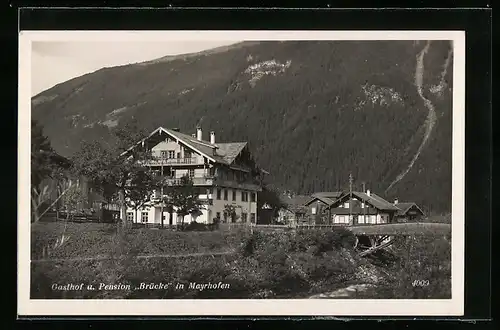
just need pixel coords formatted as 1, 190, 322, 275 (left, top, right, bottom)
151, 140, 183, 157
211, 187, 257, 223
126, 205, 211, 224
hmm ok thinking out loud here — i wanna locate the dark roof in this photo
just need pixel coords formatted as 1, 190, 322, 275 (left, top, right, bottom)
329, 191, 400, 211
163, 128, 244, 165
395, 202, 425, 216
216, 142, 248, 164
311, 191, 343, 199
304, 196, 337, 206
281, 195, 310, 213
123, 127, 250, 166
303, 191, 343, 206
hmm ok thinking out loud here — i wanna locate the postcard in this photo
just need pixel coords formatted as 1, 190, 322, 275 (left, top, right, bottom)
19, 30, 465, 316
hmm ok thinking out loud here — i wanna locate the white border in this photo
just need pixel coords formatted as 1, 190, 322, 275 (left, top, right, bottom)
18, 30, 465, 316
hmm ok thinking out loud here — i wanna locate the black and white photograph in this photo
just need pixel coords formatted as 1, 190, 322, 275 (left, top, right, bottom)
18, 30, 465, 316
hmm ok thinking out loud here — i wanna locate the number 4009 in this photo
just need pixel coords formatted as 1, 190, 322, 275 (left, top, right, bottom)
412, 280, 430, 287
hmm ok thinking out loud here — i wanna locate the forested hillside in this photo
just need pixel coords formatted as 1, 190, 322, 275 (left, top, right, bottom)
31, 40, 453, 213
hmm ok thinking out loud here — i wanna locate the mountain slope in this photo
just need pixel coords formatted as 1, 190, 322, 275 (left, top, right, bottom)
31, 40, 453, 213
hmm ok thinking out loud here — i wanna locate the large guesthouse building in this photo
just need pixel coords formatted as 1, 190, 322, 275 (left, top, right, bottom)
123, 126, 265, 225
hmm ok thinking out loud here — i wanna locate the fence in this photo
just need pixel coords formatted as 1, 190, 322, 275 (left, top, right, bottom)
38, 209, 119, 223
218, 223, 253, 232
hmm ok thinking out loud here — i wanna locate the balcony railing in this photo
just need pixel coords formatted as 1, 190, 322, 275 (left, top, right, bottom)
142, 157, 200, 166
162, 176, 215, 186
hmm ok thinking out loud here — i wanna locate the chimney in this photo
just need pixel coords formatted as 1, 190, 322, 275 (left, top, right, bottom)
196, 126, 202, 141
210, 131, 215, 144
394, 198, 399, 205
366, 189, 371, 197
191, 133, 196, 138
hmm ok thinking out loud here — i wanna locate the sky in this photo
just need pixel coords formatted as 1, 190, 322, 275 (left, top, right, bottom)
31, 40, 239, 96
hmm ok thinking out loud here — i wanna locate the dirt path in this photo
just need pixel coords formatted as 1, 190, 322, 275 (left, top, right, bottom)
386, 41, 438, 193
31, 250, 236, 263
308, 283, 375, 299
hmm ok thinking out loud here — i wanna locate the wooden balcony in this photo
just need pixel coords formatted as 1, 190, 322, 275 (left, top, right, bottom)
163, 176, 215, 186
214, 179, 262, 192
141, 157, 201, 166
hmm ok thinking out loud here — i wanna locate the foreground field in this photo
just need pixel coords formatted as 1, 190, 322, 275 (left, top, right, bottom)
31, 222, 241, 260
30, 222, 451, 299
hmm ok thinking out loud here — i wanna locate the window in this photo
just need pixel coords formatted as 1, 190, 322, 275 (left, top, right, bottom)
344, 202, 349, 208
168, 150, 175, 159
208, 188, 213, 195
333, 215, 347, 224
127, 212, 134, 221
251, 193, 256, 202
216, 212, 221, 220
232, 190, 237, 201
216, 189, 221, 200
241, 212, 248, 223
357, 215, 366, 224
223, 189, 228, 201
161, 151, 168, 158
184, 151, 191, 159
357, 215, 365, 224
241, 192, 248, 202
141, 212, 148, 223
176, 152, 181, 159
188, 169, 195, 177
250, 213, 256, 223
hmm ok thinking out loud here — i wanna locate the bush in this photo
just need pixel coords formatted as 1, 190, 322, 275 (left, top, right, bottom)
235, 229, 360, 297
366, 236, 451, 299
183, 221, 209, 232
238, 230, 264, 256
290, 228, 356, 255
258, 248, 310, 295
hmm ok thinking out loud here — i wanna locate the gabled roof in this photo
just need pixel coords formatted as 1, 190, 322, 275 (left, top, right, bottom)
121, 126, 251, 166
328, 191, 400, 211
304, 191, 342, 207
311, 191, 343, 199
280, 195, 310, 213
304, 196, 336, 207
395, 202, 425, 216
216, 142, 248, 164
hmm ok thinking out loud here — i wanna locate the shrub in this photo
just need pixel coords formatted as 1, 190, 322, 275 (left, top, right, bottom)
254, 246, 309, 295
367, 236, 451, 299
183, 221, 209, 232
239, 230, 265, 256
291, 228, 356, 255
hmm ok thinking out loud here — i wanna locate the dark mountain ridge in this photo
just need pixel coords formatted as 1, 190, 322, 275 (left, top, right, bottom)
31, 40, 453, 213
